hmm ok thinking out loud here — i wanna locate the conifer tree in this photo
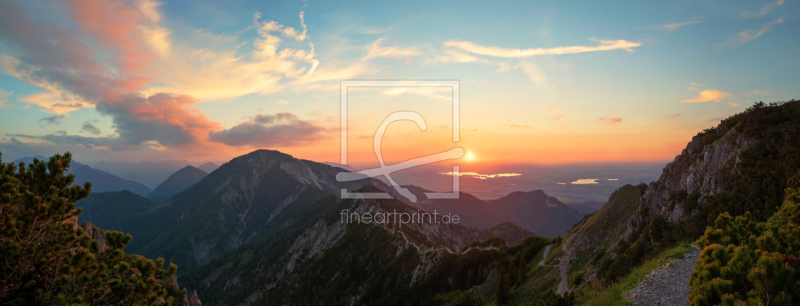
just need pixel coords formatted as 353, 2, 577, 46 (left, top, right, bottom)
496, 260, 510, 305
0, 152, 178, 305
516, 251, 526, 284
465, 269, 474, 289
689, 171, 800, 305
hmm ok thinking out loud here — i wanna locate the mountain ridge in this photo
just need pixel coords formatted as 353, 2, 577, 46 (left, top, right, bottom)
13, 156, 152, 196
546, 100, 800, 299
146, 165, 208, 204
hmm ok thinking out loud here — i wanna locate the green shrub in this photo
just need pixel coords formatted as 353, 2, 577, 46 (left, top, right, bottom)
689, 181, 800, 305
522, 289, 575, 306
433, 290, 486, 306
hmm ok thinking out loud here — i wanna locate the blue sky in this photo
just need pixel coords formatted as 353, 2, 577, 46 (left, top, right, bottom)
0, 0, 797, 165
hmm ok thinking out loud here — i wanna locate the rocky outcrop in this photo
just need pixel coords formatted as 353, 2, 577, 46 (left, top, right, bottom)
177, 287, 204, 306
552, 123, 753, 295
66, 215, 79, 229
81, 222, 107, 251
189, 290, 202, 306
628, 123, 752, 232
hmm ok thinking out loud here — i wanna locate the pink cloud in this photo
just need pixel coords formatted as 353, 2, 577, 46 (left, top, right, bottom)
64, 0, 155, 83
598, 117, 622, 124
0, 0, 247, 152
551, 112, 568, 121
96, 93, 222, 148
504, 120, 533, 128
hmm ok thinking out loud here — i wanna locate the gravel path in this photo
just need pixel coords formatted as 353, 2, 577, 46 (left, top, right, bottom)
556, 233, 578, 295
539, 245, 552, 266
625, 246, 701, 306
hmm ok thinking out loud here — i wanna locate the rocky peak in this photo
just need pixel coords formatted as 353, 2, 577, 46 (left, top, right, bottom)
628, 122, 753, 232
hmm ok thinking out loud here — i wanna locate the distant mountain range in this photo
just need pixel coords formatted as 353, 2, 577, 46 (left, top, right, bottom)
197, 162, 219, 173
402, 185, 584, 238
92, 159, 220, 188
75, 149, 545, 304
146, 165, 208, 204
14, 155, 152, 196
93, 159, 190, 188
565, 201, 605, 214
18, 152, 591, 239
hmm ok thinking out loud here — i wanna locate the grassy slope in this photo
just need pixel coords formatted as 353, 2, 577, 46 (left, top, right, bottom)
511, 245, 561, 304
568, 185, 643, 279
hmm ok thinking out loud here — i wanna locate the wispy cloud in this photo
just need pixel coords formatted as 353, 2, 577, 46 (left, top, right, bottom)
81, 121, 102, 135
358, 18, 415, 35
0, 89, 12, 106
688, 82, 707, 91
598, 117, 622, 124
546, 105, 567, 121
551, 112, 568, 121
717, 19, 784, 46
6, 132, 118, 150
38, 115, 65, 126
651, 17, 703, 31
430, 49, 491, 64
363, 37, 420, 60
742, 90, 770, 97
520, 62, 548, 86
667, 113, 681, 118
380, 86, 451, 101
443, 39, 641, 58
681, 90, 732, 103
740, 0, 785, 19
504, 120, 533, 128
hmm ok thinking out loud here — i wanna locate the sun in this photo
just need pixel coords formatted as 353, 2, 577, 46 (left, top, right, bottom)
466, 151, 474, 161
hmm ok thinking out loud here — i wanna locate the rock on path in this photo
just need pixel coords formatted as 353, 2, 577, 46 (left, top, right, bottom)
625, 246, 701, 306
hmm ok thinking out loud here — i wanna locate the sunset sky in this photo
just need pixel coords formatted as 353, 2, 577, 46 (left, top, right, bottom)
0, 0, 798, 167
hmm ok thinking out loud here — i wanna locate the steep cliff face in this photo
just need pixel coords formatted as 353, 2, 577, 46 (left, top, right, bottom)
554, 101, 800, 294
554, 124, 754, 290
628, 124, 752, 231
